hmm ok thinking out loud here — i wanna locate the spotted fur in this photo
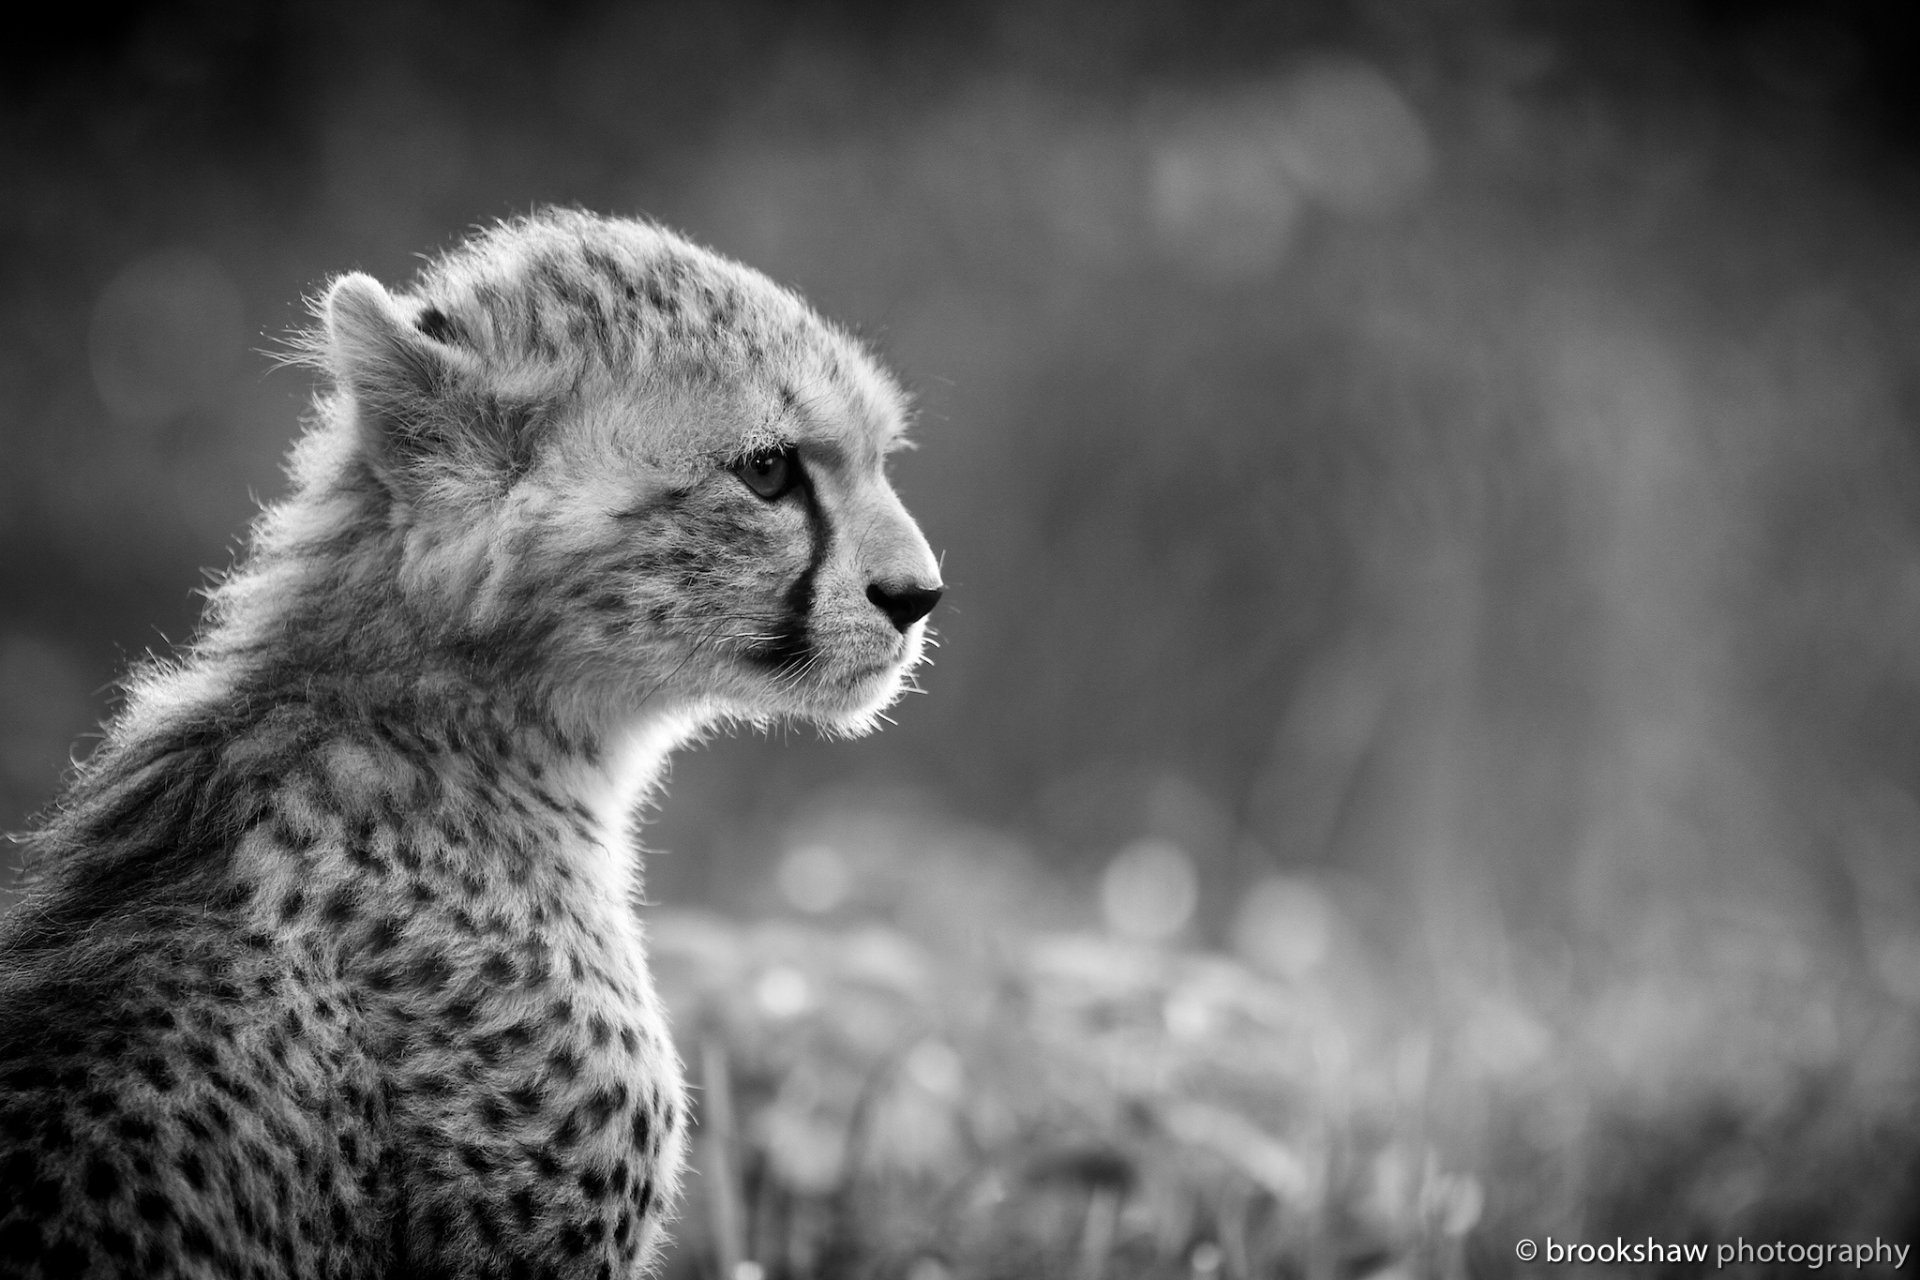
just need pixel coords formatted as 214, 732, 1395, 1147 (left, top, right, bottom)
0, 209, 942, 1278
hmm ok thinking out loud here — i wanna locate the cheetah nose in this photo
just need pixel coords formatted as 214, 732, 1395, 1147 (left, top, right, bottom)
866, 580, 943, 632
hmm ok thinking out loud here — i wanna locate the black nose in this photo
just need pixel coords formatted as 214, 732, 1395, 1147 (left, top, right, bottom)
867, 580, 943, 632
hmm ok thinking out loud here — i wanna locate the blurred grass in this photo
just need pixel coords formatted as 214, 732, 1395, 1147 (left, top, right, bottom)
653, 908, 1485, 1280
650, 794, 1920, 1277
649, 840, 1920, 1278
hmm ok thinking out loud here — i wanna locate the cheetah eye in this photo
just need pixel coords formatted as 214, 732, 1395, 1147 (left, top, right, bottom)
731, 446, 800, 501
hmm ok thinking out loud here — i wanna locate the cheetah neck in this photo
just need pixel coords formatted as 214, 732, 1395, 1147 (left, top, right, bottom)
210, 668, 701, 1019
110, 636, 711, 917
558, 710, 705, 906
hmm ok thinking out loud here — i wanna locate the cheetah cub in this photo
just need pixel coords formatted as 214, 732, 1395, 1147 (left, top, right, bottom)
0, 210, 942, 1278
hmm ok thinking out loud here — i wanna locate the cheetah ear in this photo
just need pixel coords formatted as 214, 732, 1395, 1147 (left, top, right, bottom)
322, 272, 531, 491
321, 273, 464, 436
320, 274, 547, 496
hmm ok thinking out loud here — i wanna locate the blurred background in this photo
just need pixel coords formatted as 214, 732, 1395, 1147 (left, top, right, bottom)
6, 0, 1920, 1272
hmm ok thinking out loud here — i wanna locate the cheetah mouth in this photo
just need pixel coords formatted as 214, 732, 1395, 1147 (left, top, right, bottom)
735, 638, 905, 679
728, 623, 917, 710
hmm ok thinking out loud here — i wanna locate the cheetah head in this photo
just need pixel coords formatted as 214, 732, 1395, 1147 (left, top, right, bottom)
306, 211, 942, 738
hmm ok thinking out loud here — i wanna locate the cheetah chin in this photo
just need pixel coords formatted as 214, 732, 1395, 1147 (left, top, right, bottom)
0, 208, 942, 1279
